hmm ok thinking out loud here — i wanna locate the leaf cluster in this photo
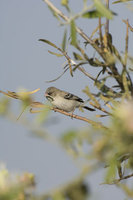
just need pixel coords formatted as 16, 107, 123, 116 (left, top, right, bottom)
1, 0, 133, 199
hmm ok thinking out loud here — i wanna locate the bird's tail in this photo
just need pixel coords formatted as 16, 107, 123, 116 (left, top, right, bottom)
83, 106, 95, 111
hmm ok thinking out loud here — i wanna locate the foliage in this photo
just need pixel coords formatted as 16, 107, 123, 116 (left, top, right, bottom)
0, 0, 133, 199
0, 165, 35, 200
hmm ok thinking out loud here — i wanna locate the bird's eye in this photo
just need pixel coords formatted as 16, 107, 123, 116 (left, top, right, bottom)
48, 92, 52, 95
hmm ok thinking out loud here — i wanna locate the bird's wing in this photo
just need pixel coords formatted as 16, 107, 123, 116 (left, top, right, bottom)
64, 93, 84, 103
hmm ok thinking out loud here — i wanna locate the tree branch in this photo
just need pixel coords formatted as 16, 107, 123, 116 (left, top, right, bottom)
99, 18, 104, 49
43, 0, 124, 91
30, 102, 107, 129
105, 0, 109, 37
101, 173, 133, 185
123, 19, 133, 32
43, 0, 102, 55
124, 19, 129, 68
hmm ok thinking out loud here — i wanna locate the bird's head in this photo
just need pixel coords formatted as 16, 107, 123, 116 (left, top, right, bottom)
45, 87, 58, 102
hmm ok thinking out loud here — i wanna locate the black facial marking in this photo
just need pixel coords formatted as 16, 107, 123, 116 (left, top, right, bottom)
46, 96, 53, 102
47, 92, 52, 95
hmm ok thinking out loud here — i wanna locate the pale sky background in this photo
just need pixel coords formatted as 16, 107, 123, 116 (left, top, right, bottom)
0, 0, 133, 199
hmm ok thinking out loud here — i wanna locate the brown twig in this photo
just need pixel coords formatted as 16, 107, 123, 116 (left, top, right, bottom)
105, 0, 109, 37
121, 19, 133, 93
45, 67, 69, 83
124, 19, 129, 68
76, 44, 91, 63
54, 110, 107, 129
77, 67, 96, 81
90, 22, 105, 39
30, 102, 107, 129
101, 173, 133, 185
99, 18, 104, 49
123, 19, 133, 33
89, 101, 111, 115
39, 39, 73, 76
77, 67, 117, 97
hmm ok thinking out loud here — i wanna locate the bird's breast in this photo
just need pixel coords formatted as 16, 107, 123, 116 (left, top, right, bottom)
52, 96, 80, 112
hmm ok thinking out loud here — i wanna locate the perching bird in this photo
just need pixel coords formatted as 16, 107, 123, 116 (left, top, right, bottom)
45, 87, 95, 113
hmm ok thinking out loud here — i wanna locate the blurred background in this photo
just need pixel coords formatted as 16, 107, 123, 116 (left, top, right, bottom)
0, 0, 133, 199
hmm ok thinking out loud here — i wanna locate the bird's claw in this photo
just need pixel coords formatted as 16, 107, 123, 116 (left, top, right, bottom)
71, 114, 73, 119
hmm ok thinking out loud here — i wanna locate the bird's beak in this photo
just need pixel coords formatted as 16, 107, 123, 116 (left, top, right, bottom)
45, 93, 53, 102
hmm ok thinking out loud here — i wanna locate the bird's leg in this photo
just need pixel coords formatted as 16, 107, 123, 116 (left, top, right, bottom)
70, 108, 76, 119
53, 106, 57, 112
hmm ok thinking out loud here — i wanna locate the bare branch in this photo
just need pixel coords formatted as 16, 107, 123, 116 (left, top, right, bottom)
124, 19, 129, 68
99, 18, 104, 49
123, 19, 133, 32
101, 173, 133, 185
77, 67, 96, 81
39, 39, 73, 76
105, 0, 109, 36
30, 102, 107, 129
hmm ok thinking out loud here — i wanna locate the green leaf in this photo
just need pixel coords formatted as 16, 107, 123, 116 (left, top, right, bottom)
113, 0, 133, 4
62, 29, 67, 51
83, 9, 116, 19
122, 71, 130, 97
48, 6, 59, 20
0, 98, 9, 115
53, 192, 65, 200
70, 20, 77, 46
94, 0, 113, 19
61, 0, 68, 7
61, 130, 77, 144
105, 160, 117, 183
48, 50, 63, 57
83, 86, 100, 107
36, 107, 50, 124
83, 0, 87, 6
61, 0, 70, 12
39, 39, 58, 49
82, 10, 104, 18
73, 52, 83, 60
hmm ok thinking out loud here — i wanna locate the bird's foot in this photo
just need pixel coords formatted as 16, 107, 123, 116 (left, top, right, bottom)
70, 111, 74, 119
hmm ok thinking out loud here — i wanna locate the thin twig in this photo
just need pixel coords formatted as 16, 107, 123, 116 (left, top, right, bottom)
121, 19, 133, 93
90, 22, 105, 39
77, 67, 117, 96
99, 18, 103, 49
124, 19, 129, 68
39, 39, 73, 76
30, 103, 107, 129
101, 173, 133, 185
123, 19, 133, 32
45, 67, 69, 83
89, 101, 111, 115
56, 111, 107, 130
105, 0, 109, 38
43, 0, 102, 55
77, 67, 96, 81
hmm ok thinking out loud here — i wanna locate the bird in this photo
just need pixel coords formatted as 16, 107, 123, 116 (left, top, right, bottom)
45, 87, 95, 113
